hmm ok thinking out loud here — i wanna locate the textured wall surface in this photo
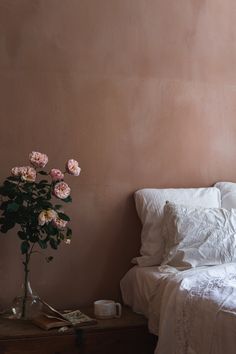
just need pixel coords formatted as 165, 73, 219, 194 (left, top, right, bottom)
0, 0, 236, 309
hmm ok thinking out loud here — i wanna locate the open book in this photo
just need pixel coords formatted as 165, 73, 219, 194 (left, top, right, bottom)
32, 299, 97, 330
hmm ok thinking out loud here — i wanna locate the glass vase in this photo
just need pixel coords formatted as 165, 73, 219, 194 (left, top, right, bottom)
4, 280, 42, 320
14, 280, 42, 320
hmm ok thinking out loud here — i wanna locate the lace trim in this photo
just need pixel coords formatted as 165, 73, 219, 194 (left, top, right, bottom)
175, 274, 236, 354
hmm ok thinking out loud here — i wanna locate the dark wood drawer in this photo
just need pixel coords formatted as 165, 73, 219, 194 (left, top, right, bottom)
0, 307, 157, 354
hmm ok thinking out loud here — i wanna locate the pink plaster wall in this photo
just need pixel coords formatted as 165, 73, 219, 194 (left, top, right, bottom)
0, 0, 236, 309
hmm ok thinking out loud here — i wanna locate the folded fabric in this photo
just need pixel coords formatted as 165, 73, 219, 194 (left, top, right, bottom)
214, 181, 236, 209
162, 202, 236, 269
133, 187, 221, 266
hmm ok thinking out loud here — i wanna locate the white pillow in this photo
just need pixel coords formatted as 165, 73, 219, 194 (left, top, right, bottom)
214, 182, 236, 209
162, 202, 236, 269
133, 187, 221, 266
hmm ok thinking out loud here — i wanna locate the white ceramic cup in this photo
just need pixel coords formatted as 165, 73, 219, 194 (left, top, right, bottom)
94, 300, 122, 319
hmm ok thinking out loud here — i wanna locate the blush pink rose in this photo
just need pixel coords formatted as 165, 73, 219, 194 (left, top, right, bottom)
38, 209, 57, 226
53, 182, 71, 199
11, 167, 23, 177
52, 217, 68, 230
29, 151, 48, 168
50, 169, 64, 181
20, 166, 37, 182
66, 159, 81, 176
12, 166, 31, 177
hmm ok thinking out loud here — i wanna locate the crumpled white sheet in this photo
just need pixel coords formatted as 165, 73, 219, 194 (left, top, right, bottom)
120, 265, 178, 318
151, 263, 236, 354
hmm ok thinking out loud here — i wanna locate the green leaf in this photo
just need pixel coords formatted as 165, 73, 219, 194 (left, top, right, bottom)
22, 183, 33, 191
45, 223, 58, 236
7, 176, 19, 182
58, 232, 65, 240
62, 196, 72, 203
0, 201, 9, 210
66, 228, 72, 237
58, 213, 70, 221
36, 184, 50, 192
49, 238, 58, 250
46, 192, 51, 200
21, 193, 32, 201
15, 195, 23, 204
4, 180, 16, 187
6, 202, 19, 212
0, 219, 15, 232
29, 234, 38, 242
38, 190, 45, 195
55, 204, 63, 210
0, 187, 15, 197
45, 256, 54, 263
38, 239, 47, 249
21, 241, 30, 254
0, 225, 8, 233
39, 180, 48, 184
38, 171, 48, 175
40, 201, 53, 209
18, 231, 27, 240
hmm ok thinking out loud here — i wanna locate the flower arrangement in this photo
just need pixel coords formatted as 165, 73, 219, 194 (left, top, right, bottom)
0, 151, 81, 319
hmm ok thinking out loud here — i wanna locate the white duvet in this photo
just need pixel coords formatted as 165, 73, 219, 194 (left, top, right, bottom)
151, 263, 236, 354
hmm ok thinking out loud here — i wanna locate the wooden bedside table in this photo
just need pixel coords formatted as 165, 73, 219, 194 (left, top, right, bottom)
0, 306, 157, 354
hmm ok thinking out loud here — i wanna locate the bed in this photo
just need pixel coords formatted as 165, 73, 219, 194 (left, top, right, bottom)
120, 182, 236, 354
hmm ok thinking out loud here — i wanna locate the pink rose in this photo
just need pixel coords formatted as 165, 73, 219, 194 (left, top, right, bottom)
11, 166, 29, 176
50, 169, 64, 181
53, 182, 71, 199
66, 159, 81, 176
29, 151, 48, 168
38, 209, 57, 226
11, 167, 23, 177
20, 166, 37, 182
52, 217, 68, 230
11, 166, 37, 182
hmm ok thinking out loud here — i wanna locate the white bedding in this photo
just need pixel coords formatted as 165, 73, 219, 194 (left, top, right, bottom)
162, 202, 236, 268
152, 263, 236, 354
121, 263, 236, 354
120, 265, 178, 318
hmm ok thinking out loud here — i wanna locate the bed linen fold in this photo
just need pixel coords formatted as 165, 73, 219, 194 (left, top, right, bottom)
151, 263, 236, 354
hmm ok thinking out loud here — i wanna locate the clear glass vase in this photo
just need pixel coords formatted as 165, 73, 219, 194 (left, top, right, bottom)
5, 280, 42, 320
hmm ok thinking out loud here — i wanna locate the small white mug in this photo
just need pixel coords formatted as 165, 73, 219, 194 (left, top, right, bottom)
94, 300, 122, 319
